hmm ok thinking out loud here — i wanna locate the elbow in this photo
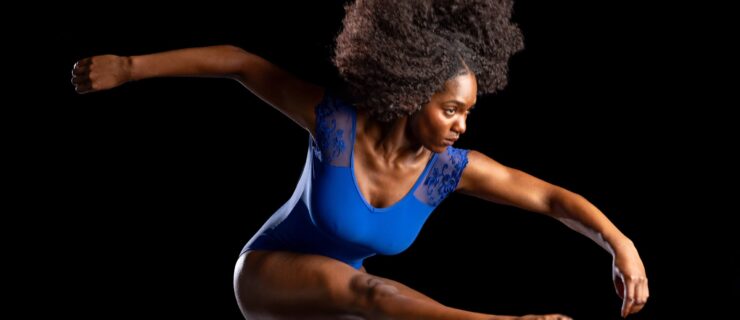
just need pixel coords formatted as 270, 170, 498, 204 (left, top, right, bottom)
546, 187, 583, 219
217, 45, 254, 80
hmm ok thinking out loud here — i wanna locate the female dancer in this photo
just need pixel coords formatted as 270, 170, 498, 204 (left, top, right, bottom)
72, 1, 648, 319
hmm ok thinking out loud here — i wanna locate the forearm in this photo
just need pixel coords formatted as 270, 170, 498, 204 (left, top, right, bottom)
129, 45, 249, 81
548, 189, 647, 317
548, 188, 633, 256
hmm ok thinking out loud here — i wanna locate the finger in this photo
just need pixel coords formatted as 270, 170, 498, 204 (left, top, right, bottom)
621, 277, 637, 318
75, 79, 93, 94
71, 75, 90, 87
645, 277, 650, 302
630, 278, 649, 314
74, 57, 92, 69
614, 275, 625, 300
72, 63, 89, 76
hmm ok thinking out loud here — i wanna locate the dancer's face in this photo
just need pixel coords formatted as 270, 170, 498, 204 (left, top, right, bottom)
410, 72, 477, 153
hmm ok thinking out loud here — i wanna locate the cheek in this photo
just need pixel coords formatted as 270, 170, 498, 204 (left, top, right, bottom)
429, 116, 449, 135
424, 122, 449, 147
413, 121, 432, 142
414, 112, 446, 142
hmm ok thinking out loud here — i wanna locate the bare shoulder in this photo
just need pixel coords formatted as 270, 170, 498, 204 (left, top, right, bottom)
456, 150, 509, 193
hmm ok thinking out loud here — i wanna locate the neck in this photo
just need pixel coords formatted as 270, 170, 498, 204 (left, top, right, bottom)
357, 111, 428, 165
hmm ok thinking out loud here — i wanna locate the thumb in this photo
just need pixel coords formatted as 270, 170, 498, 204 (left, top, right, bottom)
614, 275, 625, 300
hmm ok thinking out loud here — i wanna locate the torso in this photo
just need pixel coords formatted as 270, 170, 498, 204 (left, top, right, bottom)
352, 112, 433, 209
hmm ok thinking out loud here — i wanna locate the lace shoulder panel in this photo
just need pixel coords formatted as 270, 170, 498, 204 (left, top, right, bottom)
414, 147, 470, 207
312, 89, 354, 166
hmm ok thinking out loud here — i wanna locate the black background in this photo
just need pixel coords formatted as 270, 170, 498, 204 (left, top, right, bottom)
38, 1, 735, 319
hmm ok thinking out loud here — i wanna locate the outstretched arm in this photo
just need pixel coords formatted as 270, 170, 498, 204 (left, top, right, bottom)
71, 45, 249, 93
71, 45, 323, 135
456, 150, 649, 318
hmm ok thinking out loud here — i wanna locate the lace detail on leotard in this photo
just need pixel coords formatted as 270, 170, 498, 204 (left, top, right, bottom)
414, 147, 469, 207
312, 89, 353, 166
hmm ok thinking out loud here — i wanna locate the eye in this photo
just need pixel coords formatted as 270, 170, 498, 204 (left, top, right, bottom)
444, 108, 456, 115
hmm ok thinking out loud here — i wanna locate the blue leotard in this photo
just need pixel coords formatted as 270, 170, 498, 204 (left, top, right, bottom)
241, 89, 470, 269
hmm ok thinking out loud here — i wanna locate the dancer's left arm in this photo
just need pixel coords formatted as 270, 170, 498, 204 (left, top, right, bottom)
456, 150, 649, 318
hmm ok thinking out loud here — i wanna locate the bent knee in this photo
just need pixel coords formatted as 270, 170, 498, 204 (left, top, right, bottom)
347, 273, 401, 315
366, 277, 400, 299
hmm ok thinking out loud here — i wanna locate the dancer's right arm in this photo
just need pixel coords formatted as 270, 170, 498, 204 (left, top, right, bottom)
71, 45, 323, 134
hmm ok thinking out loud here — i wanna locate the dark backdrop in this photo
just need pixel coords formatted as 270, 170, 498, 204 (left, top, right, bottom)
44, 1, 735, 319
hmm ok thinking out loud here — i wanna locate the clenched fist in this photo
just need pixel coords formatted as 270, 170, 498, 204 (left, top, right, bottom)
71, 55, 132, 94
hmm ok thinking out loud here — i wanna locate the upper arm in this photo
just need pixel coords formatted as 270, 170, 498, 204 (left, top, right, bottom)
234, 49, 324, 137
456, 150, 561, 214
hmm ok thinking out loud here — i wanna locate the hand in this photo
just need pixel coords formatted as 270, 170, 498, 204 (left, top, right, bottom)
517, 314, 572, 320
71, 55, 132, 94
612, 242, 649, 317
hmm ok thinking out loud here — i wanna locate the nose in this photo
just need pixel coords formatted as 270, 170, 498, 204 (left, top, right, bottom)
453, 116, 466, 136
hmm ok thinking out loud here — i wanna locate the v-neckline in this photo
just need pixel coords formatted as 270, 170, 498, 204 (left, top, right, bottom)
349, 109, 437, 212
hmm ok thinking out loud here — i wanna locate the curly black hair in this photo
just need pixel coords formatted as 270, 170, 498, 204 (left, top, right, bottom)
332, 0, 524, 122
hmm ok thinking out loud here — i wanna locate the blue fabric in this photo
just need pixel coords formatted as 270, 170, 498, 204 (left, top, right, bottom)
241, 89, 470, 269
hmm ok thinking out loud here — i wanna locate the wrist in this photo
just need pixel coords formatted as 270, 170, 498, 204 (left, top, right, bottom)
608, 235, 635, 257
126, 55, 138, 81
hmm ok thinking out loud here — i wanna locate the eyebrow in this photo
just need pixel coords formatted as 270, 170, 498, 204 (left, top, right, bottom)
443, 99, 476, 109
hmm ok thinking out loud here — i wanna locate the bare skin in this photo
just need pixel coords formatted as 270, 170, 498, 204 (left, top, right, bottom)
234, 250, 516, 320
72, 44, 648, 319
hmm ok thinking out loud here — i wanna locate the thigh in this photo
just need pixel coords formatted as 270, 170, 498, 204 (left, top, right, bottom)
234, 250, 371, 319
236, 251, 502, 320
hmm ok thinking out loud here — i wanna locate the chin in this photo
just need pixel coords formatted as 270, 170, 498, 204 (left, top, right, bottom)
431, 145, 448, 153
423, 140, 449, 153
